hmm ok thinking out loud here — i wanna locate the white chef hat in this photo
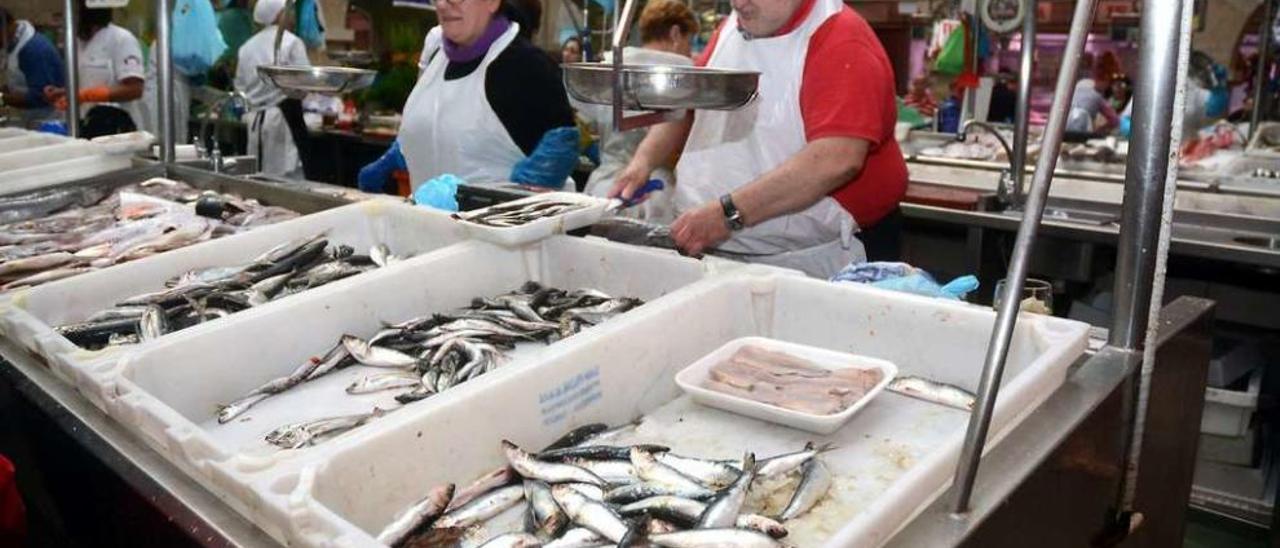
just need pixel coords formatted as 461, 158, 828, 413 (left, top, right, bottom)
254, 0, 288, 25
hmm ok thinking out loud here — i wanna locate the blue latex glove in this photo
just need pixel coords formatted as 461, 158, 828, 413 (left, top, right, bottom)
1119, 115, 1132, 138
358, 141, 407, 194
510, 127, 580, 189
413, 174, 461, 212
830, 261, 979, 301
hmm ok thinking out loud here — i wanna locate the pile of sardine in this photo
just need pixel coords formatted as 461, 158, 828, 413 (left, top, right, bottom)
0, 178, 298, 290
55, 234, 403, 350
213, 283, 643, 448
454, 198, 591, 228
377, 422, 832, 548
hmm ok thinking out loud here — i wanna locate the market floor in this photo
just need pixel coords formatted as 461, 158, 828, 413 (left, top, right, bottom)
1184, 509, 1270, 547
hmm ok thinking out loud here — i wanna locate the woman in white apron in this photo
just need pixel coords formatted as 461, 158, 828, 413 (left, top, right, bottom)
43, 6, 147, 138
235, 0, 310, 178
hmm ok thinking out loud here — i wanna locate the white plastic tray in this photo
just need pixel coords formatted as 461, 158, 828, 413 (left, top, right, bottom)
257, 273, 1087, 548
453, 191, 609, 247
0, 132, 69, 154
0, 201, 465, 411
675, 336, 897, 434
1, 154, 134, 195
107, 235, 713, 522
0, 140, 100, 172
1202, 370, 1261, 437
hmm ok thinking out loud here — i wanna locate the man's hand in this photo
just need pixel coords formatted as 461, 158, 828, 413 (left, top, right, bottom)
609, 159, 653, 201
671, 200, 731, 257
43, 86, 66, 106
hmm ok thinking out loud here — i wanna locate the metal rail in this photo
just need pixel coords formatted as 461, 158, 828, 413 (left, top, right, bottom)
157, 0, 175, 163
1011, 7, 1036, 209
63, 0, 80, 138
1250, 0, 1276, 139
951, 0, 1099, 514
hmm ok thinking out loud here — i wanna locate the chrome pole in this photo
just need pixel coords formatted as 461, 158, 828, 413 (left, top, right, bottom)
157, 0, 175, 163
63, 0, 80, 138
1010, 7, 1036, 208
950, 0, 1099, 514
1250, 0, 1275, 140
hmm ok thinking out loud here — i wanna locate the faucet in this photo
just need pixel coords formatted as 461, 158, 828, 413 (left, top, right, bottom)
198, 90, 250, 174
958, 120, 1022, 209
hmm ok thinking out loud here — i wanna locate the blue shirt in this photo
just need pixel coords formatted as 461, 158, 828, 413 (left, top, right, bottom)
11, 31, 65, 108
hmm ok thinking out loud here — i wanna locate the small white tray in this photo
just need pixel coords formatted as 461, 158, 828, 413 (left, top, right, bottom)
452, 192, 609, 247
676, 336, 898, 434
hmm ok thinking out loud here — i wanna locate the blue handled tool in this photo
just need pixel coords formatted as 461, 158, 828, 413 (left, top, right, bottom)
607, 179, 664, 211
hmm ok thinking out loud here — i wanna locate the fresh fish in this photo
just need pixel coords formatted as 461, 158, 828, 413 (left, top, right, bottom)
542, 527, 606, 548
370, 244, 395, 267
549, 485, 630, 542
756, 442, 832, 480
216, 392, 271, 424
698, 453, 756, 528
603, 483, 716, 505
538, 444, 668, 462
574, 420, 640, 447
253, 233, 326, 264
887, 375, 977, 411
0, 251, 77, 278
448, 467, 518, 512
86, 305, 150, 323
433, 484, 524, 530
138, 305, 169, 341
524, 480, 570, 539
264, 409, 380, 449
346, 372, 421, 395
342, 334, 419, 368
648, 528, 784, 548
394, 386, 435, 404
304, 343, 353, 381
478, 532, 542, 548
656, 454, 742, 489
376, 483, 454, 547
618, 497, 787, 538
56, 317, 141, 349
565, 483, 605, 501
503, 441, 608, 486
778, 456, 832, 521
630, 448, 713, 495
561, 459, 638, 485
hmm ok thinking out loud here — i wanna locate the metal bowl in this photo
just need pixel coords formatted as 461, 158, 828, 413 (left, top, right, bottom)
563, 63, 759, 111
257, 65, 377, 97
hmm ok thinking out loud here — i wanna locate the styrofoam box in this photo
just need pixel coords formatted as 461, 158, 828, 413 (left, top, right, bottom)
1202, 370, 1261, 437
0, 201, 466, 411
0, 132, 69, 154
453, 191, 609, 247
260, 273, 1088, 548
107, 235, 715, 533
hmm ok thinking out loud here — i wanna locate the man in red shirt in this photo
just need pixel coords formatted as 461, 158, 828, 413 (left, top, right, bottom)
612, 0, 908, 278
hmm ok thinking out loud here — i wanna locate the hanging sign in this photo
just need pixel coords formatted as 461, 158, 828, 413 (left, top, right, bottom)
979, 0, 1026, 34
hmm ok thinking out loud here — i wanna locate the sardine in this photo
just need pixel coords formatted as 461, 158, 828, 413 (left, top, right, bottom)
603, 483, 716, 505
543, 527, 606, 548
618, 497, 787, 538
561, 459, 638, 485
887, 375, 977, 411
778, 456, 832, 521
655, 453, 742, 489
448, 467, 518, 512
524, 480, 570, 540
503, 441, 607, 486
264, 409, 380, 449
394, 386, 435, 404
538, 444, 669, 462
630, 448, 713, 495
216, 392, 271, 424
478, 532, 542, 548
376, 483, 455, 547
549, 485, 629, 542
138, 305, 169, 341
342, 334, 419, 368
756, 442, 832, 480
698, 453, 756, 528
370, 244, 394, 267
346, 372, 421, 395
433, 484, 524, 530
648, 528, 784, 548
565, 483, 605, 501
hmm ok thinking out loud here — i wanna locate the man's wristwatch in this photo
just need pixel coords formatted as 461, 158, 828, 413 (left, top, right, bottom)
719, 193, 745, 231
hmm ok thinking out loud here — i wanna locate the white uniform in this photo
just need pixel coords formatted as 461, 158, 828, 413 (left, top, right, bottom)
398, 23, 526, 189
674, 0, 864, 278
235, 26, 309, 178
141, 42, 191, 145
78, 23, 146, 129
580, 47, 690, 222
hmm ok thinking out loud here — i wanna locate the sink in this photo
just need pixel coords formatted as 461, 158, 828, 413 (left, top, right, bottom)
176, 155, 257, 176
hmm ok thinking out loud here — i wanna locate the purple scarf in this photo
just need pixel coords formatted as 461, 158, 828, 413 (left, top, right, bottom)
443, 15, 511, 63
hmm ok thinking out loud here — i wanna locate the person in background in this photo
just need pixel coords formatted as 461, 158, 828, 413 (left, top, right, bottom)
581, 0, 696, 221
236, 0, 311, 178
611, 0, 909, 277
902, 74, 937, 118
141, 40, 193, 145
1, 8, 66, 128
360, 0, 576, 193
1065, 69, 1118, 135
43, 5, 146, 138
561, 35, 583, 64
985, 68, 1017, 124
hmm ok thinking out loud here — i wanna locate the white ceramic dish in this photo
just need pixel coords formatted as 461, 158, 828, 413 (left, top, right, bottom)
675, 336, 898, 434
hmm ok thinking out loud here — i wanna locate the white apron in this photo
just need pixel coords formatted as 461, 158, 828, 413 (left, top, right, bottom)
674, 0, 865, 279
399, 23, 526, 189
5, 21, 53, 128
